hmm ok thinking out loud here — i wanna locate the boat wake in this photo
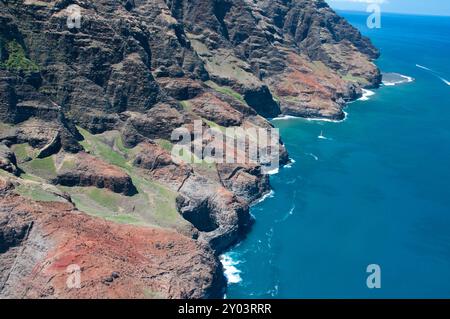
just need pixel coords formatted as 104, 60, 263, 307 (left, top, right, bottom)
439, 77, 450, 86
277, 205, 296, 223
416, 64, 432, 71
416, 64, 450, 86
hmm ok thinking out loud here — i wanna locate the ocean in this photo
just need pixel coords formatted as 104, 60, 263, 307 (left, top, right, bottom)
224, 12, 450, 298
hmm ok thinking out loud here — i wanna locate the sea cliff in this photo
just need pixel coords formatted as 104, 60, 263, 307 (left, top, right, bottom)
0, 0, 380, 298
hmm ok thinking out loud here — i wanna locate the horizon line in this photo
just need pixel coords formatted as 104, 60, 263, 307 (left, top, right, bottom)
334, 8, 450, 18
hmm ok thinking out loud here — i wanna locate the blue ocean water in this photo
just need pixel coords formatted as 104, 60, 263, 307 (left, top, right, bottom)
225, 12, 450, 298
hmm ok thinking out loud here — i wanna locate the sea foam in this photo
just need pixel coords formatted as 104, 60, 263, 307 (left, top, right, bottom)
220, 253, 242, 284
272, 112, 348, 123
382, 73, 414, 86
253, 190, 275, 205
283, 158, 296, 168
358, 89, 375, 101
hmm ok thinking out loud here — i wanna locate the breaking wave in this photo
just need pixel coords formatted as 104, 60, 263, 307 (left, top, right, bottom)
220, 253, 242, 284
358, 89, 375, 101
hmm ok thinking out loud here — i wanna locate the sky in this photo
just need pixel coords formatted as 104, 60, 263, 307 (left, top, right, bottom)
325, 0, 450, 17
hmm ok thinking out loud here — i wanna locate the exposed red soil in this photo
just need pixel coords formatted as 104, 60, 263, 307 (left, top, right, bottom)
0, 180, 224, 299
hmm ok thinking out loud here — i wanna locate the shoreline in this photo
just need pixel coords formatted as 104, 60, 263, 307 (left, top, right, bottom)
219, 70, 418, 294
218, 83, 381, 292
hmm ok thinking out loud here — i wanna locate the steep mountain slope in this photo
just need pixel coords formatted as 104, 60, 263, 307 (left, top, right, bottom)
0, 0, 380, 298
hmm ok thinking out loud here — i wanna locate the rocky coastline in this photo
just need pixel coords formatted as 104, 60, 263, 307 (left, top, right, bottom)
0, 0, 380, 298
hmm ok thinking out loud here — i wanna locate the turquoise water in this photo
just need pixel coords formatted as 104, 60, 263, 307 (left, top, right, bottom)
225, 12, 450, 298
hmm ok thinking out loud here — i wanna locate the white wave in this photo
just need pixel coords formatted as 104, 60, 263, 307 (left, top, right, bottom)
272, 113, 348, 123
382, 74, 414, 86
318, 130, 331, 140
283, 158, 296, 168
266, 167, 279, 175
306, 152, 319, 161
306, 111, 348, 123
286, 178, 297, 185
271, 115, 301, 121
266, 227, 274, 249
358, 89, 375, 101
220, 254, 242, 284
267, 284, 279, 297
253, 190, 275, 205
402, 75, 414, 83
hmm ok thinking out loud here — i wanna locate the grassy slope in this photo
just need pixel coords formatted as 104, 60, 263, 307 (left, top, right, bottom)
74, 128, 190, 230
10, 127, 191, 232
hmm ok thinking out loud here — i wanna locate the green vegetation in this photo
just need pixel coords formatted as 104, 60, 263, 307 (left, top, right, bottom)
131, 174, 181, 226
206, 81, 246, 103
203, 119, 226, 133
21, 156, 57, 180
16, 183, 63, 202
0, 40, 39, 74
114, 134, 131, 155
6, 126, 190, 230
143, 289, 165, 299
11, 143, 35, 162
341, 73, 370, 85
78, 127, 129, 168
87, 188, 120, 212
28, 156, 56, 173
272, 94, 281, 104
20, 172, 43, 182
0, 122, 12, 135
179, 100, 192, 112
72, 127, 191, 229
60, 158, 76, 170
156, 139, 173, 152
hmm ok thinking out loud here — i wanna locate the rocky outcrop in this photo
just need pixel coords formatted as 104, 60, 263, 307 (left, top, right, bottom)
121, 104, 186, 147
217, 163, 270, 204
176, 176, 251, 252
53, 152, 137, 195
132, 141, 192, 190
0, 180, 225, 299
188, 93, 243, 126
0, 144, 19, 176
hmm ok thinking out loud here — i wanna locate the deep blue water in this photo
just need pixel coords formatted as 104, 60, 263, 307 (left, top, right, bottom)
225, 12, 450, 298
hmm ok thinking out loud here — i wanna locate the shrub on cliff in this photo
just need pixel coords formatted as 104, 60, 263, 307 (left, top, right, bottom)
0, 40, 39, 75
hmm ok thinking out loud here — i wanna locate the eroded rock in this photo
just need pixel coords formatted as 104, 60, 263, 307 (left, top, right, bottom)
53, 152, 137, 195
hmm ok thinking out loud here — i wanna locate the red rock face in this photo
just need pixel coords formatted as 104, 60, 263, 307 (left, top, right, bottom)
53, 152, 137, 195
189, 93, 244, 126
269, 53, 352, 119
0, 184, 225, 299
132, 142, 192, 190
